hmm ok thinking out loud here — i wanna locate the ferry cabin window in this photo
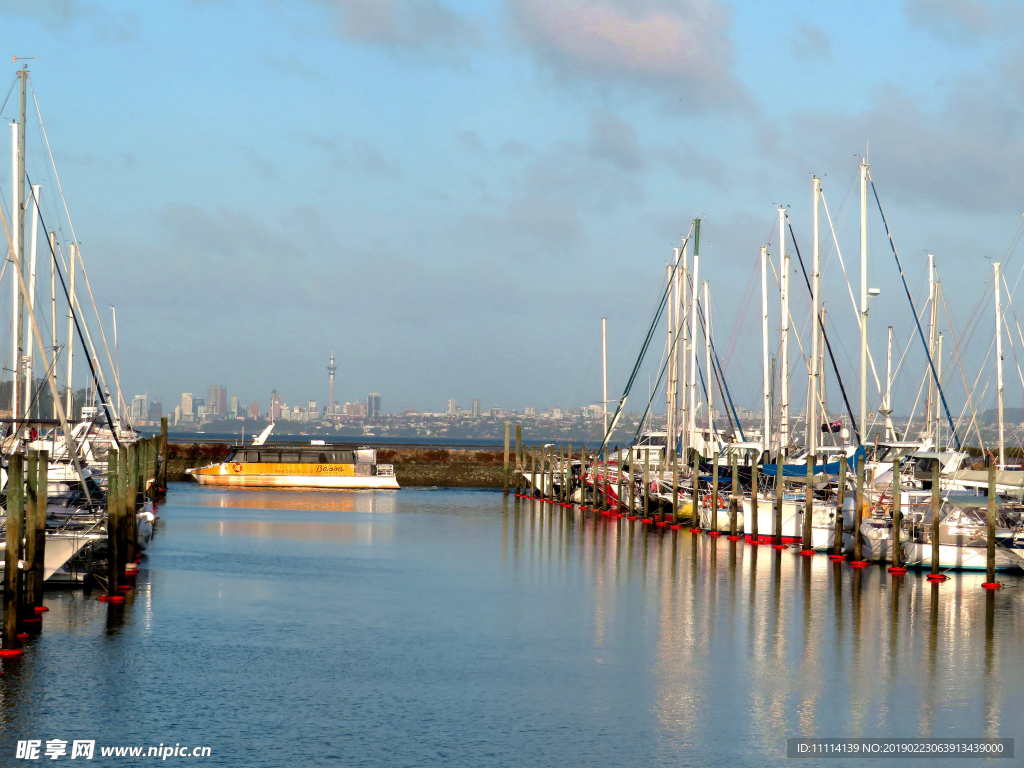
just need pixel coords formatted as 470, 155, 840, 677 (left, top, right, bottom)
280, 452, 300, 463
327, 451, 354, 464
301, 453, 322, 463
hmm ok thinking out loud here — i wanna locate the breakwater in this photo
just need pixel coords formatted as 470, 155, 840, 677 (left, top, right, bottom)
167, 443, 506, 487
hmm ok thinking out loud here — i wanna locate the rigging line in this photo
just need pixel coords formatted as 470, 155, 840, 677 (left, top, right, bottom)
996, 276, 1024, 426
0, 76, 16, 121
598, 227, 694, 457
870, 174, 961, 450
940, 287, 987, 448
785, 216, 860, 442
693, 288, 743, 440
25, 177, 120, 446
30, 84, 125, 427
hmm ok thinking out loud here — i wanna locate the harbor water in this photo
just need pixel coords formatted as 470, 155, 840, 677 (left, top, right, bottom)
1, 485, 1021, 766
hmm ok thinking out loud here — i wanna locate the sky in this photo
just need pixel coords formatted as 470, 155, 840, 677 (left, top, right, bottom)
0, 0, 1022, 433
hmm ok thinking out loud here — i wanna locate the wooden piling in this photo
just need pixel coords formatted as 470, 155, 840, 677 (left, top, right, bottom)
30, 451, 48, 609
503, 422, 511, 494
617, 449, 624, 513
580, 446, 588, 507
2, 454, 24, 652
851, 455, 867, 566
671, 456, 679, 524
773, 458, 784, 547
889, 458, 905, 573
566, 443, 573, 504
832, 456, 847, 559
530, 444, 537, 498
104, 449, 123, 600
22, 452, 43, 617
159, 417, 168, 491
801, 455, 814, 553
691, 450, 701, 531
627, 449, 635, 515
751, 462, 759, 542
127, 444, 139, 565
643, 448, 650, 518
515, 425, 522, 494
709, 451, 720, 534
984, 463, 999, 588
928, 462, 944, 580
729, 453, 738, 538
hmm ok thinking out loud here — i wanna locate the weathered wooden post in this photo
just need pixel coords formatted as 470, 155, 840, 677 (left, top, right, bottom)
801, 454, 814, 555
30, 451, 48, 612
22, 451, 41, 620
851, 454, 868, 567
708, 451, 720, 535
983, 462, 1001, 589
120, 445, 132, 583
530, 444, 537, 498
515, 425, 522, 495
690, 450, 701, 532
642, 448, 650, 519
580, 446, 588, 507
159, 417, 168, 491
671, 455, 680, 524
2, 454, 24, 653
126, 444, 138, 566
617, 448, 624, 513
751, 462, 759, 543
831, 456, 847, 560
728, 453, 739, 539
627, 449, 636, 516
503, 422, 511, 494
773, 458, 785, 548
101, 449, 124, 601
927, 462, 945, 582
889, 458, 906, 573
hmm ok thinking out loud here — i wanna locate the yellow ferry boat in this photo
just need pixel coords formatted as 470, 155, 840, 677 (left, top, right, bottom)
187, 432, 399, 490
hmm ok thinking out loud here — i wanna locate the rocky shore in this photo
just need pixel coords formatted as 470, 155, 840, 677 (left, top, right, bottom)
166, 444, 507, 488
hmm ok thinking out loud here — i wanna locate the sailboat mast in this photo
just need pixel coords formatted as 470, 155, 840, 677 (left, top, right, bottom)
679, 243, 689, 459
809, 177, 821, 456
926, 254, 937, 446
859, 158, 869, 445
602, 317, 608, 439
688, 220, 701, 456
9, 122, 18, 419
25, 183, 39, 419
885, 326, 894, 440
65, 243, 76, 416
666, 260, 675, 462
704, 281, 713, 444
778, 206, 790, 459
935, 332, 943, 450
14, 66, 26, 425
995, 261, 1005, 467
49, 232, 56, 419
760, 245, 770, 457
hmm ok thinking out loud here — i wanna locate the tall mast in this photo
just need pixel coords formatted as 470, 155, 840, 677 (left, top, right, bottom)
666, 260, 676, 461
704, 281, 713, 444
14, 65, 27, 424
885, 326, 894, 440
809, 177, 821, 457
760, 245, 770, 456
778, 206, 790, 458
679, 243, 689, 459
926, 254, 937, 446
49, 232, 56, 419
602, 318, 608, 440
25, 183, 39, 419
9, 122, 17, 419
859, 158, 869, 445
687, 220, 701, 456
65, 243, 76, 416
995, 261, 1005, 467
935, 333, 943, 450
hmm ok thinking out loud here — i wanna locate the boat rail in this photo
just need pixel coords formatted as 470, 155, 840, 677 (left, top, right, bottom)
376, 464, 395, 477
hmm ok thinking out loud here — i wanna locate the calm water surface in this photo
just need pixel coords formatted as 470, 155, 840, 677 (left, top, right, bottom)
0, 485, 1020, 766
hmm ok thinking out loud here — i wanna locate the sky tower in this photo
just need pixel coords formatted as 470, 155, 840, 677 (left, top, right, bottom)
327, 352, 337, 412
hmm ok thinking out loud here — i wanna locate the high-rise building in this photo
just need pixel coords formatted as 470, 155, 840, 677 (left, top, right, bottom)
131, 394, 147, 423
270, 390, 283, 421
524, 406, 536, 416
208, 385, 227, 416
446, 399, 456, 417
471, 398, 481, 418
173, 405, 181, 425
368, 393, 381, 419
148, 401, 163, 421
250, 401, 259, 420
182, 392, 193, 415
327, 353, 337, 414
229, 395, 239, 418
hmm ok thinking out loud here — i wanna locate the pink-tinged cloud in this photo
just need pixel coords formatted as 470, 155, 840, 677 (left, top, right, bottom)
506, 0, 748, 110
319, 0, 479, 52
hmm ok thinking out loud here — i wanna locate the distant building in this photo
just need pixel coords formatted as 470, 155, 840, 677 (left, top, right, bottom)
173, 405, 182, 425
471, 398, 481, 418
148, 401, 163, 421
229, 394, 239, 418
524, 406, 536, 416
181, 392, 193, 415
344, 401, 367, 417
368, 393, 381, 419
270, 390, 283, 421
208, 385, 227, 416
446, 399, 456, 417
250, 401, 258, 420
131, 394, 147, 423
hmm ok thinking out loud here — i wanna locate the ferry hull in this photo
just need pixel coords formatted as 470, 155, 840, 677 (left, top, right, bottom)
192, 473, 399, 490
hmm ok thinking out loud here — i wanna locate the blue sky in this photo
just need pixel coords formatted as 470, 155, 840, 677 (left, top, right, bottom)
0, 0, 1022, 430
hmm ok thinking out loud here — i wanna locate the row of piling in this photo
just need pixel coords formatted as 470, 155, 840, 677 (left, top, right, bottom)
0, 417, 170, 656
501, 425, 1007, 590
